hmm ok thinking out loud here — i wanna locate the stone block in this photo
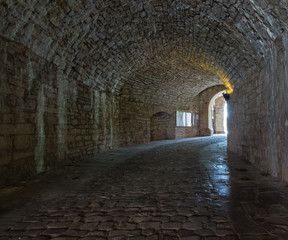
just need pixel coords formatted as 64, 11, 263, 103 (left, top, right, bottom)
14, 135, 35, 150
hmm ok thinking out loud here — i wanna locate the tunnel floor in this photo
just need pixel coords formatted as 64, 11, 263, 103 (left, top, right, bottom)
0, 135, 288, 240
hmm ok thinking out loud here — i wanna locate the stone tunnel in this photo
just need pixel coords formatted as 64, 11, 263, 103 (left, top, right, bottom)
0, 0, 288, 239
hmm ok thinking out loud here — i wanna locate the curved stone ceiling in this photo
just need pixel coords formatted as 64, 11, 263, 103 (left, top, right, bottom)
1, 0, 287, 108
119, 48, 223, 107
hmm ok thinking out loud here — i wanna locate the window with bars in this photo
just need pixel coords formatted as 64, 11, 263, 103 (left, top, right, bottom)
176, 111, 192, 127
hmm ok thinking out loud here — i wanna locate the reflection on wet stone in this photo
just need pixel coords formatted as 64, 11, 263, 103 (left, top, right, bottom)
0, 136, 287, 239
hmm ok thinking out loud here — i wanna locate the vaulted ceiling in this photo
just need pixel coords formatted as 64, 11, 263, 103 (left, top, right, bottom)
1, 0, 287, 108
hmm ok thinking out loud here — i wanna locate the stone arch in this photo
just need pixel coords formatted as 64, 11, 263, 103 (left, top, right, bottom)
1, 0, 288, 184
196, 86, 226, 136
212, 96, 226, 134
150, 112, 175, 141
208, 91, 226, 134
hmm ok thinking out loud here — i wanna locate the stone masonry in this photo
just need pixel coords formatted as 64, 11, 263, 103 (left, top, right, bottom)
0, 0, 288, 184
213, 97, 225, 134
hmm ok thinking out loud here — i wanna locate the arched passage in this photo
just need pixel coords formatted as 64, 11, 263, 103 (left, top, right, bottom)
208, 91, 226, 134
213, 96, 226, 134
0, 0, 287, 185
192, 86, 226, 136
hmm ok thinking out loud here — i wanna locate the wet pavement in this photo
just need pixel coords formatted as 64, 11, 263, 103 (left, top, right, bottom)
0, 135, 287, 240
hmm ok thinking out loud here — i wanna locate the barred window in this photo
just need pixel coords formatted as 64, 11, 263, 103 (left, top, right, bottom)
176, 111, 192, 127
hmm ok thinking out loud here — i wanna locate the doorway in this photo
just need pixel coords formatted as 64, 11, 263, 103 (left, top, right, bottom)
209, 91, 227, 135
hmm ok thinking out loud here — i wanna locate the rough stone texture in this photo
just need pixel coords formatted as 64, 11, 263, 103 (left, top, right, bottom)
119, 99, 202, 145
151, 112, 175, 141
228, 32, 288, 182
119, 99, 176, 146
0, 0, 288, 184
121, 53, 223, 108
175, 127, 199, 139
189, 85, 226, 136
1, 136, 288, 239
2, 0, 287, 106
0, 37, 120, 186
213, 97, 225, 134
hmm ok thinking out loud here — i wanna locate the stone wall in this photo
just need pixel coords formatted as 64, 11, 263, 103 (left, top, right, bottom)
228, 33, 288, 182
151, 112, 175, 141
0, 42, 208, 187
119, 98, 204, 145
214, 97, 225, 134
1, 0, 287, 186
189, 85, 226, 136
119, 99, 175, 146
175, 127, 199, 139
0, 37, 120, 186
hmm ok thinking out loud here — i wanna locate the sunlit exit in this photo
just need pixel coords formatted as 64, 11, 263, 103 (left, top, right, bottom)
224, 102, 228, 134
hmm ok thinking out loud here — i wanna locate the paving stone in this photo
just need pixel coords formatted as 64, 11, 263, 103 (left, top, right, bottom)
205, 237, 222, 240
216, 222, 233, 229
151, 216, 169, 222
179, 229, 195, 237
84, 230, 106, 237
31, 237, 50, 240
207, 221, 217, 230
116, 222, 137, 229
162, 235, 179, 240
9, 237, 31, 240
20, 229, 43, 237
182, 222, 202, 230
139, 222, 161, 229
110, 237, 126, 240
75, 222, 99, 231
81, 237, 106, 240
142, 228, 155, 235
146, 236, 158, 240
60, 229, 88, 237
46, 222, 73, 228
211, 216, 228, 223
130, 216, 148, 223
181, 236, 200, 240
52, 238, 78, 240
109, 230, 141, 237
162, 222, 182, 230
194, 229, 214, 236
97, 222, 115, 230
215, 229, 236, 236
128, 236, 145, 240
113, 216, 130, 222
0, 136, 287, 240
85, 215, 112, 222
189, 216, 209, 223
170, 216, 187, 222
41, 228, 67, 237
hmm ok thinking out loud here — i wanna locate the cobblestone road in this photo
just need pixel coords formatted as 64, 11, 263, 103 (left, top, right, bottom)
0, 136, 287, 239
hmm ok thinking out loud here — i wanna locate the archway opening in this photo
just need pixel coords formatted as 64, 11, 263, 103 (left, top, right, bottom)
209, 91, 227, 135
